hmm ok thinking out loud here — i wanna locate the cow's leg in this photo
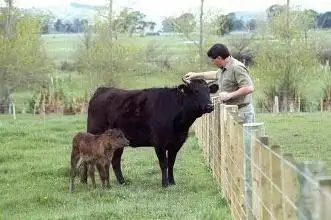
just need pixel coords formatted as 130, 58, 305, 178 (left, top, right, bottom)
154, 146, 168, 187
111, 148, 125, 184
167, 149, 179, 185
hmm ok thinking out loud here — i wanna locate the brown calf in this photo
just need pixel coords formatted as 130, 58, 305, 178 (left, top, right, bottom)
69, 128, 129, 192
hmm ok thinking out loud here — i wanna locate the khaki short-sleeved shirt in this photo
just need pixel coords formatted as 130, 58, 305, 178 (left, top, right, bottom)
217, 56, 253, 105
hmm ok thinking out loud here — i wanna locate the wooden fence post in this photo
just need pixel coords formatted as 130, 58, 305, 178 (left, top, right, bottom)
220, 105, 238, 199
230, 114, 245, 219
281, 153, 297, 220
297, 161, 326, 220
243, 122, 264, 220
255, 136, 270, 220
212, 98, 220, 178
317, 177, 331, 220
270, 145, 282, 220
273, 96, 279, 114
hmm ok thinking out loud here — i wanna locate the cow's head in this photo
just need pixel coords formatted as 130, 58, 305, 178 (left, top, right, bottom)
178, 77, 219, 115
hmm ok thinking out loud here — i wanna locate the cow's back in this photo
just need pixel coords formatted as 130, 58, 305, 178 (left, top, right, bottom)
87, 87, 153, 146
87, 86, 184, 147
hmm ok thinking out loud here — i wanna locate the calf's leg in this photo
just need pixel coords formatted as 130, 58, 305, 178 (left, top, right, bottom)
104, 161, 111, 187
97, 162, 107, 188
111, 148, 125, 184
80, 162, 88, 184
154, 146, 168, 187
69, 155, 80, 193
88, 163, 96, 188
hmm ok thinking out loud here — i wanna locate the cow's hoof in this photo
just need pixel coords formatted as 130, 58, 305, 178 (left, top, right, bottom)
169, 181, 176, 185
118, 179, 125, 185
119, 179, 131, 185
162, 181, 169, 187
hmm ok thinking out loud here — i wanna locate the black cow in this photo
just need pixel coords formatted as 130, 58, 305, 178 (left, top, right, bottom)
81, 78, 219, 187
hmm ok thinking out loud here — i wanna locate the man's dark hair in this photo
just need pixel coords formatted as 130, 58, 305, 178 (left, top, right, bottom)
207, 43, 230, 59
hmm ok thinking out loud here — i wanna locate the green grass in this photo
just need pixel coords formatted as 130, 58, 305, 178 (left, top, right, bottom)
0, 114, 231, 220
42, 34, 83, 63
256, 112, 331, 174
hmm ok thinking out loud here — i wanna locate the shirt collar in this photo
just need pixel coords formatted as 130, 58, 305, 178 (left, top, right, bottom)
222, 56, 233, 70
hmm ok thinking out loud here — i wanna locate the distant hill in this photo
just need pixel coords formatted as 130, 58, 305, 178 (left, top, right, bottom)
25, 2, 105, 23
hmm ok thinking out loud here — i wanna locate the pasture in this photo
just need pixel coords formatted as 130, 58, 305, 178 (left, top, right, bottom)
0, 114, 230, 219
1, 111, 331, 219
3, 31, 331, 219
257, 112, 331, 174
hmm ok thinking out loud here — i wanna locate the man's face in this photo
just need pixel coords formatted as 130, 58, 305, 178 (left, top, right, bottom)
212, 56, 224, 68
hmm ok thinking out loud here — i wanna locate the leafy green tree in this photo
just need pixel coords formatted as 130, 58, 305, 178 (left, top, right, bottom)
174, 13, 196, 33
253, 9, 319, 112
0, 7, 54, 113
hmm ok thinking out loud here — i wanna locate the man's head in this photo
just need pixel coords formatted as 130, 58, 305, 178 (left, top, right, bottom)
207, 43, 230, 68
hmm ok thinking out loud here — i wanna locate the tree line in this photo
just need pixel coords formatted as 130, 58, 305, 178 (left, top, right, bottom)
40, 4, 331, 36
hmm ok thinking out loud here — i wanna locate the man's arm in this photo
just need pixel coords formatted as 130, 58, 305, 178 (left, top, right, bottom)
185, 70, 218, 81
227, 87, 254, 99
219, 65, 254, 101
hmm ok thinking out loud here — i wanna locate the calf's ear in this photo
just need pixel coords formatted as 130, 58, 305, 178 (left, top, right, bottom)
209, 83, 219, 94
178, 84, 190, 93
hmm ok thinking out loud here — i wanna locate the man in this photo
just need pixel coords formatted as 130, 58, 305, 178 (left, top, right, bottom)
184, 43, 255, 123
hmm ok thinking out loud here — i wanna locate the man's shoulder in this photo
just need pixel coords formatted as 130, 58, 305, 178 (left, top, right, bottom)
231, 57, 246, 67
231, 57, 249, 73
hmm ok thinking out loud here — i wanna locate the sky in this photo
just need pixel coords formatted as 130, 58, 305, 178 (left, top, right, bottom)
11, 0, 331, 22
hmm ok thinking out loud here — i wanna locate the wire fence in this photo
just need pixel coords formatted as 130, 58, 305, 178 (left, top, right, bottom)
192, 97, 331, 220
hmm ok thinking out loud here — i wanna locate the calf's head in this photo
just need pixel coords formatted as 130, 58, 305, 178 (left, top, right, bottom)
178, 78, 219, 114
101, 128, 130, 150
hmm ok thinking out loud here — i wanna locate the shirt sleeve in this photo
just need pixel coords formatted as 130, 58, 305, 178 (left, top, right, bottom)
234, 65, 253, 88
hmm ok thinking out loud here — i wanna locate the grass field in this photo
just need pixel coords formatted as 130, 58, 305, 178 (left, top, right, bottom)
257, 112, 331, 174
1, 111, 331, 219
3, 31, 331, 219
0, 114, 231, 219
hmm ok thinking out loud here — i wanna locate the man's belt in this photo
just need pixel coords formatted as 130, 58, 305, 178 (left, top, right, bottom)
238, 103, 250, 109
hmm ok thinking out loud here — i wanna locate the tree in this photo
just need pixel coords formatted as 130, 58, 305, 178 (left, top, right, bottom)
112, 7, 147, 36
162, 17, 175, 32
254, 8, 319, 112
175, 12, 196, 33
215, 14, 232, 35
54, 19, 63, 32
161, 13, 196, 34
0, 10, 54, 113
247, 19, 257, 31
74, 19, 138, 87
145, 21, 156, 32
317, 11, 331, 28
266, 4, 286, 20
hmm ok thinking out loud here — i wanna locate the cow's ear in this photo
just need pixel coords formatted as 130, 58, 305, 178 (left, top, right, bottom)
209, 83, 219, 94
178, 84, 190, 93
